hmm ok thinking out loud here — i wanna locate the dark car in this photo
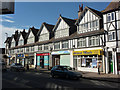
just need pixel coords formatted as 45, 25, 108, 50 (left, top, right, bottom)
0, 62, 7, 72
51, 65, 82, 80
10, 63, 25, 72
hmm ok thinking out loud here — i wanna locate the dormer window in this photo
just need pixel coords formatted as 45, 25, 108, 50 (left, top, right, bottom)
19, 40, 24, 46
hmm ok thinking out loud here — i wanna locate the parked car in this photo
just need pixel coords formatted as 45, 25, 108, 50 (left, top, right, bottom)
51, 65, 82, 80
0, 62, 7, 72
10, 63, 25, 72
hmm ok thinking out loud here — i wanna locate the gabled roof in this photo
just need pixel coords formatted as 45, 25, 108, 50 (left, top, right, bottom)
101, 1, 120, 13
37, 22, 54, 36
21, 29, 27, 39
76, 6, 102, 25
26, 27, 39, 39
16, 29, 27, 42
53, 15, 76, 31
4, 37, 11, 43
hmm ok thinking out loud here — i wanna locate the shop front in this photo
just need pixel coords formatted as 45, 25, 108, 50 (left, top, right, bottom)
36, 53, 50, 69
73, 49, 104, 73
51, 50, 71, 67
16, 54, 25, 66
25, 53, 34, 68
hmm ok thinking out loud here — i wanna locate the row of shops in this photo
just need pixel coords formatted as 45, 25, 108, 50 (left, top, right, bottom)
8, 48, 120, 74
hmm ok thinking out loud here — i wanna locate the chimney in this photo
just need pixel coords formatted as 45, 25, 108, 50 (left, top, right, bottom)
23, 29, 25, 32
15, 30, 18, 35
78, 4, 83, 18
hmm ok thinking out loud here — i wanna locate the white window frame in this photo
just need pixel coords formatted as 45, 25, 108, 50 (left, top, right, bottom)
77, 38, 86, 48
54, 42, 60, 50
62, 41, 68, 49
89, 36, 100, 46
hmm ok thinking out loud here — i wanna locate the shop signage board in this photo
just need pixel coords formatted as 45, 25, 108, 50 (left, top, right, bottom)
52, 51, 70, 55
18, 54, 24, 57
73, 49, 103, 55
44, 56, 49, 66
36, 53, 50, 56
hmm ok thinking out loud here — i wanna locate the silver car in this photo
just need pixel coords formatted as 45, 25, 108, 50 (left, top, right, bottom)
10, 63, 25, 72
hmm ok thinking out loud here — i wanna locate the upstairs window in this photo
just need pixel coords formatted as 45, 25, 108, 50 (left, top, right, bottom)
108, 31, 116, 41
38, 45, 42, 51
78, 38, 86, 47
54, 42, 60, 50
31, 46, 34, 51
26, 47, 29, 52
89, 36, 99, 46
107, 12, 115, 22
44, 45, 49, 50
62, 41, 68, 49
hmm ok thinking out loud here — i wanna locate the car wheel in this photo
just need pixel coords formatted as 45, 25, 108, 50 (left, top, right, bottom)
51, 73, 55, 78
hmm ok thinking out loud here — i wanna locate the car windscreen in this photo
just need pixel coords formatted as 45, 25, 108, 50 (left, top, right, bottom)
15, 63, 22, 66
62, 66, 72, 71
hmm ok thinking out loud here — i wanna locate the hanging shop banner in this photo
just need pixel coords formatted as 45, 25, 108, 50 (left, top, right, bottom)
73, 49, 103, 55
44, 56, 49, 66
92, 58, 97, 68
37, 56, 40, 66
52, 51, 70, 55
82, 58, 86, 66
36, 53, 50, 56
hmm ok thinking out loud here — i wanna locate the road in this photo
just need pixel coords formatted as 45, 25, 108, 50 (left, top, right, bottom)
2, 70, 119, 89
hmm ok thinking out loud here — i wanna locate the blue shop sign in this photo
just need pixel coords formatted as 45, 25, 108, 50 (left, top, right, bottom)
52, 51, 70, 55
18, 54, 24, 57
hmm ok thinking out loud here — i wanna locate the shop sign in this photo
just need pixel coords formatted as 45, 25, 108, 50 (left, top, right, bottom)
36, 53, 50, 56
8, 56, 11, 58
52, 51, 70, 55
18, 54, 24, 57
73, 49, 103, 55
25, 54, 29, 56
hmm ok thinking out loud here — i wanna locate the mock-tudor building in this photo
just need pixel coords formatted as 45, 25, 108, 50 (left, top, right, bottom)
102, 1, 120, 75
4, 1, 120, 74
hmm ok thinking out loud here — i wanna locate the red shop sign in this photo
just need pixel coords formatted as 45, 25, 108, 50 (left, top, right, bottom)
36, 53, 50, 56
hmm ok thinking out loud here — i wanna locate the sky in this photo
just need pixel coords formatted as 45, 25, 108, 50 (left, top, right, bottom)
0, 2, 110, 48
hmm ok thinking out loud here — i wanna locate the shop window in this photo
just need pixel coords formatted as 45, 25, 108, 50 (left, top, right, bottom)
81, 57, 97, 68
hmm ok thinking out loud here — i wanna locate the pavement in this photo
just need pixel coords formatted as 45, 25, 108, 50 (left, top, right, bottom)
27, 68, 120, 83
